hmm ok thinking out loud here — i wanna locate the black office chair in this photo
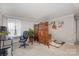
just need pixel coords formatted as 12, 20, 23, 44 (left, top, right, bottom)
19, 31, 29, 48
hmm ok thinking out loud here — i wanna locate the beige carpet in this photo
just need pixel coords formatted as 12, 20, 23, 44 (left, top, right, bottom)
7, 42, 79, 56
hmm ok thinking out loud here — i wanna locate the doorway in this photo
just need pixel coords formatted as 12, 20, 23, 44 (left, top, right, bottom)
75, 17, 79, 44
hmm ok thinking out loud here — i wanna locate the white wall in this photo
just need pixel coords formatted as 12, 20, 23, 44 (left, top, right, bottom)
21, 19, 35, 34
21, 14, 76, 44
49, 14, 76, 43
2, 15, 8, 27
0, 14, 7, 26
0, 14, 2, 26
0, 13, 76, 44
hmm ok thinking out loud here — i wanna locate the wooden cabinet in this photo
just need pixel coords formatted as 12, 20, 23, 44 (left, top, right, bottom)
34, 22, 49, 47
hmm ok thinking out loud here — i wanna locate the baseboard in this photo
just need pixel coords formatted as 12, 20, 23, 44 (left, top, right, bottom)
65, 42, 75, 45
75, 41, 79, 45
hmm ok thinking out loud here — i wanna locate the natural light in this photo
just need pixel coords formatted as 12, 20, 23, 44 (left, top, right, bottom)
8, 18, 21, 37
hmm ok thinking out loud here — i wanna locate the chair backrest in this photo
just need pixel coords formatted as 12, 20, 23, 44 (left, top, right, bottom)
23, 31, 28, 39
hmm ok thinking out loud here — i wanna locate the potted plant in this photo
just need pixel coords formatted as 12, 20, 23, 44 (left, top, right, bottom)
28, 28, 34, 44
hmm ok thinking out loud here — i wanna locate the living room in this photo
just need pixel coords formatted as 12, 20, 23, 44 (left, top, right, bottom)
0, 3, 79, 56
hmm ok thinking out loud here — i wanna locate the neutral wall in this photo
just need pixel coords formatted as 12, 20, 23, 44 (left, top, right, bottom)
49, 14, 76, 44
21, 19, 35, 34
0, 14, 2, 26
21, 14, 76, 44
2, 15, 8, 27
0, 14, 7, 26
0, 13, 76, 44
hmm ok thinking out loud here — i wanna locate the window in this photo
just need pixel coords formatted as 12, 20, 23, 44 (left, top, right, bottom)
8, 18, 21, 37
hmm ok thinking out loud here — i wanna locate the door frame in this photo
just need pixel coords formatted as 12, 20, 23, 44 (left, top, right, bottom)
75, 16, 79, 44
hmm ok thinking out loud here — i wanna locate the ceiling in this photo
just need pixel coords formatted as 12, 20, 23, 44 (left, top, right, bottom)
0, 3, 79, 20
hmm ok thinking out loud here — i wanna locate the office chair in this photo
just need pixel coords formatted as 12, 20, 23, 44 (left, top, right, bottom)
19, 31, 28, 48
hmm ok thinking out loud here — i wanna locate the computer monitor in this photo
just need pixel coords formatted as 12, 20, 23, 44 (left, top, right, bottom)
0, 26, 7, 32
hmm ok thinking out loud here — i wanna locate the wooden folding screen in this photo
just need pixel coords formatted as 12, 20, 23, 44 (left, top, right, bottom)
34, 22, 49, 46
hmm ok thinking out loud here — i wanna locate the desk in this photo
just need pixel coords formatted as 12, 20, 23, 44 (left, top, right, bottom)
0, 39, 13, 56
0, 47, 10, 56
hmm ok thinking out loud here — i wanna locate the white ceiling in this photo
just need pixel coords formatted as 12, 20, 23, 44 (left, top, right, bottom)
0, 3, 79, 20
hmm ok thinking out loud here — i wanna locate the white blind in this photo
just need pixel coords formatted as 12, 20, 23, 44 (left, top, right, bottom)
8, 18, 21, 37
